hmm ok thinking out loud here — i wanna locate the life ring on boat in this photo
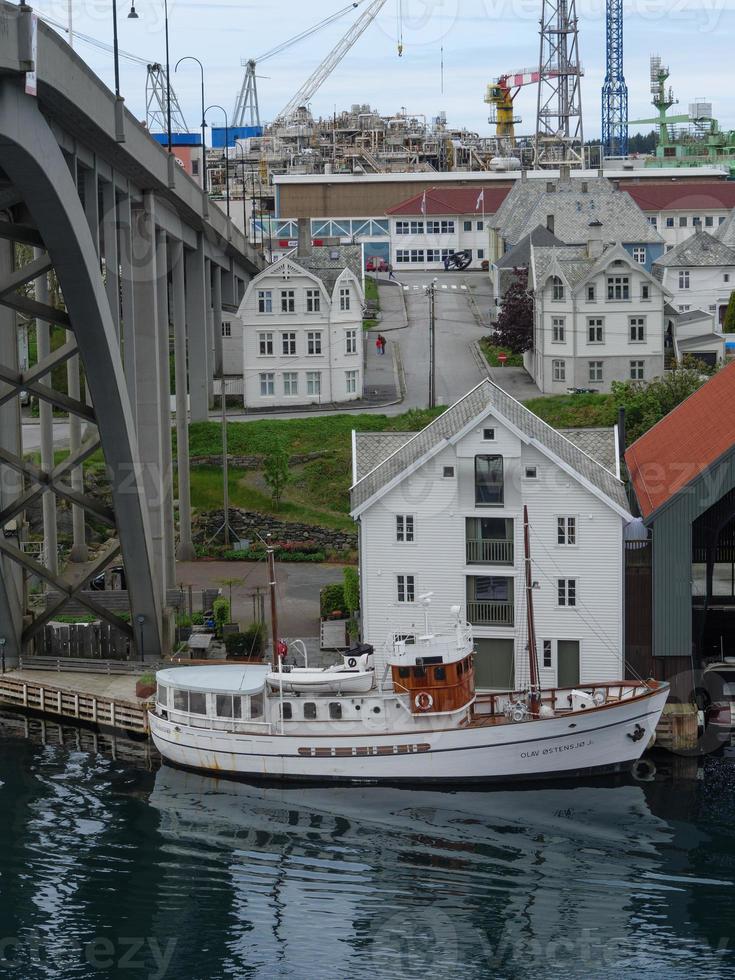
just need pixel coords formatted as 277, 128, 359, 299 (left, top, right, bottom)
415, 691, 433, 712
347, 657, 357, 668
276, 641, 288, 659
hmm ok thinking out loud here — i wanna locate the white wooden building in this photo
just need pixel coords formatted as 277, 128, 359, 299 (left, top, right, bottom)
653, 230, 735, 329
237, 246, 365, 407
350, 380, 633, 691
526, 235, 669, 394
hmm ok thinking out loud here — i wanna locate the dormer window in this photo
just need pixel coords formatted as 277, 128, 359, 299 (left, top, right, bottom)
551, 276, 564, 301
339, 286, 351, 311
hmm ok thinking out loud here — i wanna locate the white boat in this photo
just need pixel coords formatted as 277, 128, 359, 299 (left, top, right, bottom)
265, 647, 375, 695
150, 509, 669, 785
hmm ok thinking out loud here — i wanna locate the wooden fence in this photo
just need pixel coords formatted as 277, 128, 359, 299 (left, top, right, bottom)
0, 675, 150, 734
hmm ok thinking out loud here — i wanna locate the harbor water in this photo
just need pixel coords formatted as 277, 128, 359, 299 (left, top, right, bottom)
1, 715, 735, 979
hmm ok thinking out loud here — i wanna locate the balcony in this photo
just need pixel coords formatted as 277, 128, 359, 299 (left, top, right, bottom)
467, 600, 514, 627
466, 538, 514, 565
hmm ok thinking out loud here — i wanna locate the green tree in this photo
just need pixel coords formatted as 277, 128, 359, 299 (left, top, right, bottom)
263, 440, 291, 509
611, 367, 713, 443
723, 291, 735, 333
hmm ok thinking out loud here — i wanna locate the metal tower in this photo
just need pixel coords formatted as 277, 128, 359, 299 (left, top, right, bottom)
233, 59, 261, 128
534, 0, 585, 168
601, 0, 628, 157
145, 63, 188, 134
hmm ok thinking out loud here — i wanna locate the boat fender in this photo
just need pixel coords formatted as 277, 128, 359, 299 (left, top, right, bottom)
347, 657, 357, 668
415, 691, 433, 712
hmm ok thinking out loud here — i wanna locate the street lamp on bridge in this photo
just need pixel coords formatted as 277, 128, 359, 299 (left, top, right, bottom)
175, 56, 207, 194
204, 104, 230, 219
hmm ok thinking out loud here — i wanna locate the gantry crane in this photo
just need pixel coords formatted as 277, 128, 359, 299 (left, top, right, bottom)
485, 68, 541, 143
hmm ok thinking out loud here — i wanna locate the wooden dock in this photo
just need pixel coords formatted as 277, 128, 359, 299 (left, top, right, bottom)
0, 671, 151, 735
654, 703, 700, 752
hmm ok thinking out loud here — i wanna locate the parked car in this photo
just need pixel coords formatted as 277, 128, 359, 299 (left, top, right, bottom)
90, 565, 127, 591
696, 660, 735, 734
366, 256, 389, 272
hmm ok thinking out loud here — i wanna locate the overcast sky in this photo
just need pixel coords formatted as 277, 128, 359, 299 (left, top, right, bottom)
32, 0, 735, 140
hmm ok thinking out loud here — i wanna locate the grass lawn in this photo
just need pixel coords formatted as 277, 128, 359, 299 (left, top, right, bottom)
479, 337, 524, 368
523, 392, 617, 429
363, 275, 380, 330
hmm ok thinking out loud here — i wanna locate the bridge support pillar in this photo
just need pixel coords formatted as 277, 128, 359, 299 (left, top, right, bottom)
186, 238, 210, 423
156, 231, 176, 594
34, 248, 58, 577
171, 240, 194, 561
118, 192, 137, 429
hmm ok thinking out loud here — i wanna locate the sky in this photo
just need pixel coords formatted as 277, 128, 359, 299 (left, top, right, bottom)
30, 0, 735, 141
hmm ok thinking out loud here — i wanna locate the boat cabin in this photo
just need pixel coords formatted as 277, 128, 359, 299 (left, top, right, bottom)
387, 623, 476, 716
156, 665, 270, 731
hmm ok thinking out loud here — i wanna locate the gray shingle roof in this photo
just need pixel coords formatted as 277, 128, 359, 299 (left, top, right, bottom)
297, 245, 363, 295
716, 209, 735, 248
354, 432, 413, 482
531, 245, 594, 289
559, 428, 618, 474
653, 230, 735, 268
678, 333, 724, 349
490, 175, 662, 248
676, 308, 712, 325
350, 380, 630, 512
496, 224, 565, 269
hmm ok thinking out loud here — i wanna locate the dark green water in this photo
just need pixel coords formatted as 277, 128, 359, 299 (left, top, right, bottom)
2, 720, 735, 980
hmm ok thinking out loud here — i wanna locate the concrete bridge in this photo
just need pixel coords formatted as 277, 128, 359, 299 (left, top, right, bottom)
0, 3, 263, 661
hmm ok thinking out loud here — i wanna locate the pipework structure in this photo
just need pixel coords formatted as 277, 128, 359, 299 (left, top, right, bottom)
601, 0, 628, 157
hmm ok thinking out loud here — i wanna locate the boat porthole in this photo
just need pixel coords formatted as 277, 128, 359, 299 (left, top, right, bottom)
373, 706, 381, 714
355, 704, 361, 710
568, 723, 576, 729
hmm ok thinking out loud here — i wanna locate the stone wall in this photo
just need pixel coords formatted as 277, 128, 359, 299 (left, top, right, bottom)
193, 508, 357, 553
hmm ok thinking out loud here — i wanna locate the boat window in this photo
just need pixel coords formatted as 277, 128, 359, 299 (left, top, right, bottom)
157, 683, 168, 706
281, 702, 293, 721
457, 661, 464, 677
173, 688, 189, 711
216, 694, 242, 718
304, 702, 317, 720
398, 666, 410, 679
435, 667, 446, 681
329, 702, 342, 720
250, 692, 263, 719
189, 692, 207, 715
413, 666, 426, 678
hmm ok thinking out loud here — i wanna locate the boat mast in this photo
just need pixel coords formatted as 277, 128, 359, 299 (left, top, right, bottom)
523, 506, 541, 711
267, 545, 279, 670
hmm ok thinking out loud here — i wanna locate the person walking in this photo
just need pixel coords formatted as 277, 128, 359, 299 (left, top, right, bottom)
387, 263, 396, 281
379, 335, 387, 355
375, 335, 382, 356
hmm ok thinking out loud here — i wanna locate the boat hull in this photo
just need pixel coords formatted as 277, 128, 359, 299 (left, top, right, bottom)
149, 685, 669, 785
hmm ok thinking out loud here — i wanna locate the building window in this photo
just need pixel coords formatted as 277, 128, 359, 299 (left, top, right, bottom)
558, 578, 576, 607
629, 317, 646, 342
397, 574, 415, 603
477, 220, 484, 232
306, 371, 321, 396
410, 249, 425, 263
475, 455, 504, 506
552, 359, 566, 382
222, 321, 232, 338
543, 639, 552, 668
345, 329, 357, 355
441, 248, 455, 261
410, 220, 425, 235
463, 220, 472, 232
706, 216, 714, 227
557, 516, 577, 545
345, 369, 358, 395
630, 360, 645, 381
679, 216, 687, 228
339, 287, 351, 311
477, 248, 485, 259
306, 288, 321, 313
693, 216, 701, 227
281, 331, 296, 355
720, 216, 727, 225
443, 466, 455, 478
426, 248, 441, 262
259, 372, 274, 396
552, 317, 565, 342
607, 275, 630, 300
396, 221, 410, 235
633, 247, 646, 264
307, 331, 322, 355
396, 249, 410, 263
283, 372, 298, 396
258, 332, 273, 356
666, 217, 674, 228
587, 318, 603, 343
483, 427, 495, 441
257, 290, 272, 314
524, 465, 538, 480
725, 274, 731, 283
641, 284, 650, 301
441, 220, 454, 234
678, 305, 691, 312
280, 289, 295, 313
588, 361, 603, 383
679, 270, 690, 289
551, 276, 564, 301
396, 514, 415, 543
586, 284, 596, 302
647, 216, 657, 228
426, 220, 440, 234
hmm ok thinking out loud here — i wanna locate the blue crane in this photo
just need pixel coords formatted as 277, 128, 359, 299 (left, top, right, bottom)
601, 0, 628, 158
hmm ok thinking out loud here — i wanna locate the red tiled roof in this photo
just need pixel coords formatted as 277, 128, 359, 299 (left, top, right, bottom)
624, 181, 735, 213
625, 361, 735, 518
387, 186, 511, 216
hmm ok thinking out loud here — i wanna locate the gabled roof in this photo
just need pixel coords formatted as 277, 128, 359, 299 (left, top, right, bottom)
653, 230, 735, 269
716, 209, 735, 248
387, 186, 510, 217
297, 245, 363, 295
625, 361, 735, 519
625, 182, 735, 213
496, 225, 565, 269
490, 175, 662, 247
351, 379, 630, 515
531, 244, 592, 290
676, 308, 713, 325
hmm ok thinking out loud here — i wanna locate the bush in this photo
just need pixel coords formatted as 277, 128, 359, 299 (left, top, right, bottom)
343, 566, 359, 615
213, 597, 231, 634
191, 612, 205, 626
224, 622, 266, 659
321, 583, 346, 617
723, 291, 735, 333
222, 548, 326, 563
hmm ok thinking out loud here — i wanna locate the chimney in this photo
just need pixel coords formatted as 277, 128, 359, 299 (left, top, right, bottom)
587, 219, 604, 259
297, 217, 312, 257
521, 168, 528, 182
559, 163, 571, 181
598, 167, 604, 178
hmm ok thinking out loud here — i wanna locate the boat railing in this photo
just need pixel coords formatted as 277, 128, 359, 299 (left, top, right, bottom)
158, 705, 274, 734
474, 681, 652, 717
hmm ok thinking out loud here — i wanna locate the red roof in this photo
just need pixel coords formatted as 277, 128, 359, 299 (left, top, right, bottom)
624, 181, 735, 213
625, 361, 735, 519
387, 186, 510, 217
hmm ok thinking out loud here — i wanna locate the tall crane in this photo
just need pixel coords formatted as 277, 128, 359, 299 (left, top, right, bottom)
274, 0, 391, 126
485, 68, 543, 144
601, 0, 628, 158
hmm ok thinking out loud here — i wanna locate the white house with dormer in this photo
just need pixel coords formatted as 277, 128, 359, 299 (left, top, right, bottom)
350, 380, 633, 691
238, 245, 365, 407
653, 230, 735, 330
527, 231, 669, 394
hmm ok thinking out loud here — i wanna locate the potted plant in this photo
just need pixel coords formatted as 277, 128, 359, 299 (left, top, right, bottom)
136, 672, 156, 700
